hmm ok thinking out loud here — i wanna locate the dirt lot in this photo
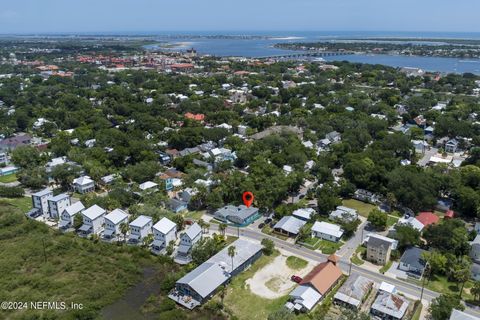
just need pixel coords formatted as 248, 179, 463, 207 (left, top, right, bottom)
246, 251, 314, 299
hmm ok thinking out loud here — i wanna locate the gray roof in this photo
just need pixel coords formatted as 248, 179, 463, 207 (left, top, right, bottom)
273, 216, 306, 235
371, 291, 409, 319
215, 205, 258, 222
368, 235, 394, 250
399, 247, 426, 270
206, 239, 262, 272
105, 209, 129, 225
334, 274, 374, 308
33, 188, 53, 197
82, 205, 106, 220
48, 193, 69, 202
184, 222, 202, 240
153, 217, 177, 234
63, 201, 85, 216
450, 309, 480, 320
177, 262, 230, 298
130, 215, 153, 228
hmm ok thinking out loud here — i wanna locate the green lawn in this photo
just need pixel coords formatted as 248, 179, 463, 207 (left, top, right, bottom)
286, 256, 308, 270
182, 210, 206, 221
409, 274, 474, 301
387, 215, 399, 227
298, 236, 321, 249
0, 173, 18, 183
221, 250, 289, 320
318, 240, 344, 255
342, 199, 377, 217
379, 260, 393, 274
0, 196, 32, 212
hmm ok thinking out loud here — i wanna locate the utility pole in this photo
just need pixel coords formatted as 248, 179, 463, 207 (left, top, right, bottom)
420, 263, 430, 301
348, 260, 352, 276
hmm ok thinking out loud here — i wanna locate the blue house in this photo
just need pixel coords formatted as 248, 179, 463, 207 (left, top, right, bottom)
168, 198, 188, 213
214, 205, 260, 226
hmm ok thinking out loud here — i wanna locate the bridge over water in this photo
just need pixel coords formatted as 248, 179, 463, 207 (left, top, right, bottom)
257, 51, 354, 59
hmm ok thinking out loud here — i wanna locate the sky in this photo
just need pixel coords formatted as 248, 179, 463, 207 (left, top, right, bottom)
1, 0, 480, 34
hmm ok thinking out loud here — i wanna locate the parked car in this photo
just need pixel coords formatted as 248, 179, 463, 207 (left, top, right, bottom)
291, 275, 302, 283
265, 218, 272, 224
258, 223, 265, 229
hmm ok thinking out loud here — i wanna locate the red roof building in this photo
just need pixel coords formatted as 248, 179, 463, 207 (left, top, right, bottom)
416, 212, 440, 227
444, 210, 455, 219
185, 112, 205, 122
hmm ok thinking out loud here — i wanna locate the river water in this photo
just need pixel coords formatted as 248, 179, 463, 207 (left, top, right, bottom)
143, 31, 480, 74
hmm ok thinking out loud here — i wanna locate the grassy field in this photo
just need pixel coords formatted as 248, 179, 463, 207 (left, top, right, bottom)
222, 250, 289, 320
411, 301, 423, 320
318, 240, 344, 254
1, 196, 32, 212
409, 274, 474, 301
183, 210, 206, 221
387, 215, 399, 227
298, 236, 321, 249
0, 200, 228, 320
286, 256, 308, 270
0, 173, 18, 183
342, 199, 377, 217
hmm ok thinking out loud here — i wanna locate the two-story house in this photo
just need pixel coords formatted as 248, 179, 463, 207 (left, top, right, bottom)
58, 201, 85, 230
103, 209, 129, 240
47, 193, 70, 219
72, 176, 95, 194
79, 205, 106, 236
128, 215, 153, 244
31, 188, 54, 218
152, 217, 177, 254
175, 222, 202, 263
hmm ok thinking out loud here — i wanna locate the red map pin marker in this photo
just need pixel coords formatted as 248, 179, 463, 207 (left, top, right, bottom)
242, 191, 254, 208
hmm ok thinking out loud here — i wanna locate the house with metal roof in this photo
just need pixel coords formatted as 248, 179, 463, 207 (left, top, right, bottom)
273, 216, 307, 237
450, 309, 480, 320
128, 215, 153, 244
398, 247, 427, 278
47, 193, 70, 219
170, 239, 262, 309
103, 209, 129, 240
334, 274, 374, 310
329, 206, 358, 223
286, 255, 343, 312
292, 208, 315, 221
59, 201, 85, 229
152, 217, 177, 254
72, 176, 95, 194
79, 205, 106, 236
175, 222, 202, 264
31, 188, 53, 218
370, 291, 409, 320
214, 205, 260, 226
311, 221, 344, 242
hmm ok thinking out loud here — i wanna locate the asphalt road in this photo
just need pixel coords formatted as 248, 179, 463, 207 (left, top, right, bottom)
210, 224, 480, 318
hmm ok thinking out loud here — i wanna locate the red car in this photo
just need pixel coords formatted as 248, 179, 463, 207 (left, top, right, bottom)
291, 275, 302, 283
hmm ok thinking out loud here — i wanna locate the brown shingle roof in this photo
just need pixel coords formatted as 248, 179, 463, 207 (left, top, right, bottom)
300, 260, 343, 295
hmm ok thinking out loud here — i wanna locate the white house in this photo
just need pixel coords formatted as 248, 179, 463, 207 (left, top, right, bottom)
47, 193, 70, 219
103, 209, 129, 240
139, 181, 158, 193
177, 222, 202, 259
58, 201, 85, 229
31, 188, 54, 218
152, 217, 177, 254
73, 176, 95, 194
311, 221, 344, 242
128, 215, 153, 244
329, 206, 358, 222
471, 235, 480, 263
79, 205, 106, 236
292, 208, 315, 221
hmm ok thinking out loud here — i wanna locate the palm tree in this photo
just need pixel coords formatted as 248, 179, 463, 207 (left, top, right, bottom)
472, 281, 480, 301
142, 234, 154, 248
198, 219, 205, 233
120, 222, 129, 244
228, 245, 236, 272
219, 223, 227, 236
204, 222, 210, 234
